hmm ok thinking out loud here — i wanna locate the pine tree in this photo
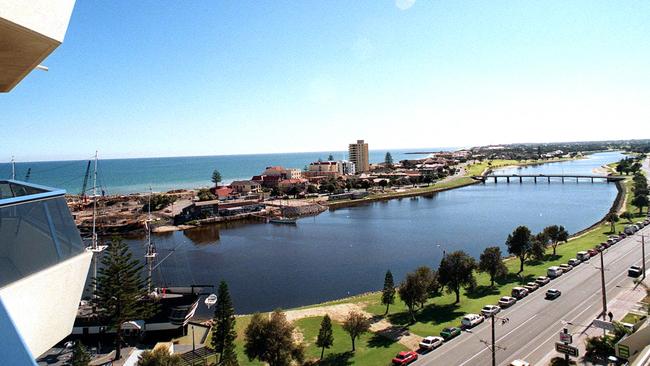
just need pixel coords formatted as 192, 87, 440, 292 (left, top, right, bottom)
93, 238, 155, 360
71, 341, 91, 366
212, 169, 222, 187
385, 152, 394, 167
316, 314, 334, 360
381, 270, 396, 315
212, 281, 238, 365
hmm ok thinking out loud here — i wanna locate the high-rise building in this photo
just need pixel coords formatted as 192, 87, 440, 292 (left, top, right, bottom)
348, 140, 369, 172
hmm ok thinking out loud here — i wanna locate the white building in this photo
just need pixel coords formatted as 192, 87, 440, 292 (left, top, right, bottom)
338, 160, 356, 175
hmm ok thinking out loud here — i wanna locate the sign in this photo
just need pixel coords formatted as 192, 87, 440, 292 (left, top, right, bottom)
593, 319, 615, 331
559, 332, 573, 344
618, 344, 630, 359
556, 342, 579, 357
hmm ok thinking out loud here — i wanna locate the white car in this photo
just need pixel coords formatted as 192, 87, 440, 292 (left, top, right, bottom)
568, 258, 580, 267
509, 360, 530, 366
419, 336, 444, 350
559, 263, 573, 272
461, 314, 484, 328
498, 296, 517, 308
481, 304, 501, 317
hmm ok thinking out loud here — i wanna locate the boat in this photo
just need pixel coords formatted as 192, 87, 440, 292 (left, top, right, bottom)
205, 294, 218, 308
269, 217, 297, 224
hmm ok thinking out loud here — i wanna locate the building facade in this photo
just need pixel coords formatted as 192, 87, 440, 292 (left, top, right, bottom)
348, 139, 369, 172
338, 160, 356, 175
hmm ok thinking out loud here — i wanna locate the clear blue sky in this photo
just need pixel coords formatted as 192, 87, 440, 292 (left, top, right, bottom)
3, 0, 650, 161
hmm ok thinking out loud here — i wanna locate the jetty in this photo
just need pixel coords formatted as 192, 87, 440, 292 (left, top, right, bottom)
471, 174, 625, 183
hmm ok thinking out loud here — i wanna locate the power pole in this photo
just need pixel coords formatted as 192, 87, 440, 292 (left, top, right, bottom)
491, 314, 496, 366
600, 250, 607, 320
642, 235, 646, 280
11, 156, 15, 180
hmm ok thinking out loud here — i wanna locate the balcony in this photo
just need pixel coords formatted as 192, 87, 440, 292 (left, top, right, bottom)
0, 180, 92, 362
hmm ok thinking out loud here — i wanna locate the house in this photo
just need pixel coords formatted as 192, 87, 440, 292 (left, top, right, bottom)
230, 180, 261, 193
278, 178, 308, 191
211, 187, 235, 200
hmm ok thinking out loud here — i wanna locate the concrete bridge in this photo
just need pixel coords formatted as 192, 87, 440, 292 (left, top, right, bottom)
471, 174, 625, 184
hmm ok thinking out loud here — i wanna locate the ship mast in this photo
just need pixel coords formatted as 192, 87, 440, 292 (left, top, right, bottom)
144, 186, 157, 293
87, 151, 107, 300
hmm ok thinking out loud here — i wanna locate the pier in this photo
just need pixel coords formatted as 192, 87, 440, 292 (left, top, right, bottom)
471, 174, 625, 184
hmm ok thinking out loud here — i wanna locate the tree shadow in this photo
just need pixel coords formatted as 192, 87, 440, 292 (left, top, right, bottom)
466, 285, 500, 299
367, 331, 397, 348
387, 303, 464, 329
316, 351, 354, 366
495, 272, 534, 286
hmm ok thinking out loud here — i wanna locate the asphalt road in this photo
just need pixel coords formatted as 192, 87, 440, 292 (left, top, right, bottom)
415, 223, 650, 366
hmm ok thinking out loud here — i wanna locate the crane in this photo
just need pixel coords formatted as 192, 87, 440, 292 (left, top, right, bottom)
80, 160, 91, 201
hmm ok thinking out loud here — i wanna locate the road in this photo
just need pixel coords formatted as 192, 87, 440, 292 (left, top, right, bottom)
415, 223, 650, 366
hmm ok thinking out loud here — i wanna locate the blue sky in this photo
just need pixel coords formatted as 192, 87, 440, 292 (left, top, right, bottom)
2, 0, 650, 161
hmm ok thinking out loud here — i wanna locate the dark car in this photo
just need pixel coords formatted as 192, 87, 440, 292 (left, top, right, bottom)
440, 326, 461, 340
629, 265, 643, 278
588, 249, 599, 257
392, 351, 418, 365
545, 289, 561, 300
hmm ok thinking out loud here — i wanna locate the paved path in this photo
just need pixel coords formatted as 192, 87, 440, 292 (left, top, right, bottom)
414, 224, 650, 366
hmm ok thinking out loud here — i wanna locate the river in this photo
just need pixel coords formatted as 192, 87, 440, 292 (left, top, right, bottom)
125, 151, 623, 315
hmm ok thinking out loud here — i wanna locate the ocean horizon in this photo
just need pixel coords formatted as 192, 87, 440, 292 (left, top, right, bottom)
1, 147, 457, 195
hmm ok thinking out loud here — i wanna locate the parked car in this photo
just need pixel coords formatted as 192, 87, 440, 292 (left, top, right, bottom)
624, 226, 637, 235
545, 289, 561, 300
636, 222, 645, 228
588, 249, 599, 257
392, 351, 418, 365
547, 266, 563, 278
559, 263, 573, 272
535, 276, 551, 286
607, 238, 616, 246
509, 360, 531, 366
568, 258, 581, 267
628, 265, 643, 278
524, 282, 538, 292
577, 251, 590, 261
498, 296, 517, 308
481, 305, 501, 317
461, 314, 485, 328
511, 287, 529, 299
419, 336, 444, 350
600, 241, 610, 249
619, 233, 627, 239
440, 326, 461, 340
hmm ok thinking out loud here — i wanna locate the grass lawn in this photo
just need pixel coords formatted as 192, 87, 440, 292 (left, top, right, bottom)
621, 312, 647, 325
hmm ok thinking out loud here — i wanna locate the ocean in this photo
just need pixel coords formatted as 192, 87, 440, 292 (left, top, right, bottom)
0, 148, 451, 194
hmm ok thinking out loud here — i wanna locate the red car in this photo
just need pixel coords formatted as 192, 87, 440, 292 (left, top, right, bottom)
588, 249, 599, 257
392, 351, 418, 365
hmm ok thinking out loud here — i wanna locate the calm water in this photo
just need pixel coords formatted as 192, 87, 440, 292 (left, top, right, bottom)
0, 149, 444, 194
123, 151, 623, 316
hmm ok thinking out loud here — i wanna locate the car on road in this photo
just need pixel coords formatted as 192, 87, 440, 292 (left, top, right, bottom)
568, 258, 581, 267
588, 249, 599, 257
524, 282, 538, 292
535, 276, 551, 286
628, 265, 643, 278
419, 336, 444, 350
547, 266, 563, 278
392, 351, 418, 365
481, 305, 501, 317
498, 296, 517, 308
511, 287, 529, 299
545, 288, 561, 300
440, 326, 461, 340
577, 251, 590, 261
509, 360, 531, 366
559, 263, 573, 272
461, 314, 484, 328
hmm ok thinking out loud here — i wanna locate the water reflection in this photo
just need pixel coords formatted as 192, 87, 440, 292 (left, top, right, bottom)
183, 225, 220, 244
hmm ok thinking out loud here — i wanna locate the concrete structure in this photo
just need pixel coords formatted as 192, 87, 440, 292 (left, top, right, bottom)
0, 0, 76, 92
0, 180, 93, 365
349, 140, 369, 172
308, 161, 339, 173
229, 180, 261, 194
338, 160, 356, 175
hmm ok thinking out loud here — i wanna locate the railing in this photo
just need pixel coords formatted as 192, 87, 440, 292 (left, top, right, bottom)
0, 180, 85, 289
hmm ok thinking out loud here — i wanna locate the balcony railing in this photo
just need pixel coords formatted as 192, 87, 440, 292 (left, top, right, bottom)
0, 180, 85, 289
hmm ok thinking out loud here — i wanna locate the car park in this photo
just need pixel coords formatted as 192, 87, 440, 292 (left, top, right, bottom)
535, 276, 551, 286
481, 305, 501, 317
461, 314, 485, 328
577, 251, 590, 261
419, 336, 444, 350
547, 266, 563, 278
440, 327, 461, 340
498, 296, 517, 308
392, 351, 418, 365
629, 265, 643, 278
559, 263, 572, 272
511, 287, 529, 299
545, 289, 561, 300
524, 282, 538, 292
568, 258, 580, 267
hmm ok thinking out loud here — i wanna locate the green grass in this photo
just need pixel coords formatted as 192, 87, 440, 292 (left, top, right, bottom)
620, 312, 647, 325
297, 316, 407, 366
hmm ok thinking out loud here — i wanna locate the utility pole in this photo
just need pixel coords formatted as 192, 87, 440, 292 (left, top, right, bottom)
600, 250, 607, 320
491, 314, 496, 366
642, 235, 646, 280
11, 156, 15, 180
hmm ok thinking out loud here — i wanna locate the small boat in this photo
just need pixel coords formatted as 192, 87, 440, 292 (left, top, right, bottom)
205, 294, 218, 308
269, 217, 297, 225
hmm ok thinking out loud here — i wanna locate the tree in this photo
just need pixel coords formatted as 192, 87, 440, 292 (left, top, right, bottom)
197, 188, 216, 201
212, 281, 238, 365
543, 225, 569, 256
315, 314, 334, 360
622, 211, 634, 223
438, 251, 477, 303
413, 266, 439, 308
92, 238, 155, 360
506, 226, 533, 274
212, 169, 222, 187
398, 272, 421, 323
530, 233, 548, 261
385, 152, 394, 167
137, 347, 183, 366
606, 213, 619, 233
381, 270, 396, 315
328, 154, 334, 161
244, 310, 304, 366
342, 311, 370, 352
71, 342, 91, 366
478, 247, 507, 287
632, 194, 649, 214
